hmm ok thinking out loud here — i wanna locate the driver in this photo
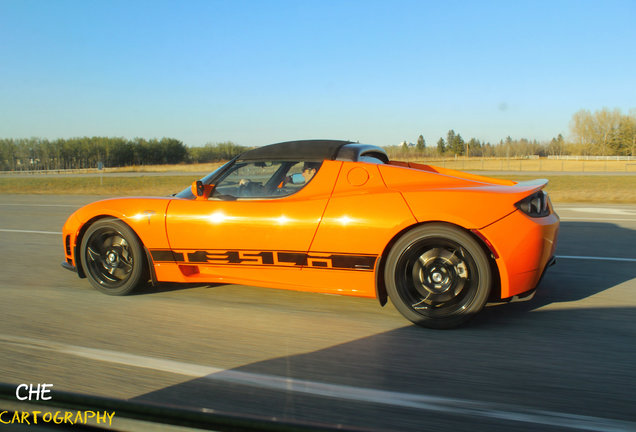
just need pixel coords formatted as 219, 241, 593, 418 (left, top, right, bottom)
301, 161, 321, 183
279, 161, 321, 187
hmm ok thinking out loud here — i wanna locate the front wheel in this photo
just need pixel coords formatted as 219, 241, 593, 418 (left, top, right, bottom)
80, 219, 148, 295
385, 224, 492, 329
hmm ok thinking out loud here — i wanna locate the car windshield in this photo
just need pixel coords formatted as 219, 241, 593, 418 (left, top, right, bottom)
173, 159, 234, 199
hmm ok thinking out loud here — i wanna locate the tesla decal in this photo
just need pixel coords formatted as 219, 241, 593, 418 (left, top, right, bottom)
150, 249, 376, 271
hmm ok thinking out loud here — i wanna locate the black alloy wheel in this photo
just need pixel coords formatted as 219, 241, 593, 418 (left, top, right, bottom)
385, 224, 492, 329
80, 219, 147, 295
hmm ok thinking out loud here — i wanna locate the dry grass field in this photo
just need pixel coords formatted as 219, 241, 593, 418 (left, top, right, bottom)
14, 157, 629, 175
0, 175, 196, 197
409, 157, 636, 173
107, 162, 225, 173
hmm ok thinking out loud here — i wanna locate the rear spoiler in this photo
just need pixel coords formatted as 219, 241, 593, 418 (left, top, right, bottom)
387, 161, 517, 186
507, 178, 548, 194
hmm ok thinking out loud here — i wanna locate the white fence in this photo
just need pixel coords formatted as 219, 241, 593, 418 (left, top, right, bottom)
547, 155, 636, 161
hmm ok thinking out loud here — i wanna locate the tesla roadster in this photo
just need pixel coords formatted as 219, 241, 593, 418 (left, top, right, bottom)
62, 140, 559, 328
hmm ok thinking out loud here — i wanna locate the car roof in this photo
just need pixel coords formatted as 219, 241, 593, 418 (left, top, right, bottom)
238, 139, 389, 163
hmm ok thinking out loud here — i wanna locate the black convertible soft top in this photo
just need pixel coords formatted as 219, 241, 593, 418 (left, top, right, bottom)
239, 139, 388, 163
239, 140, 351, 161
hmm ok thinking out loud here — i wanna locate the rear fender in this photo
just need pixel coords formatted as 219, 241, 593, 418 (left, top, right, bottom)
375, 221, 500, 306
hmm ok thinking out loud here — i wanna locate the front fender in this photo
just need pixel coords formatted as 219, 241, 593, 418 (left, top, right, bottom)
62, 197, 172, 273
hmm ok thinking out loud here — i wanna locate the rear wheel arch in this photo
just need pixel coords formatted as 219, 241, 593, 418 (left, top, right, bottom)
377, 222, 500, 323
376, 222, 451, 306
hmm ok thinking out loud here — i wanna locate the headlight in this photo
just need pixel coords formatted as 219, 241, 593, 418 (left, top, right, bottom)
516, 190, 550, 217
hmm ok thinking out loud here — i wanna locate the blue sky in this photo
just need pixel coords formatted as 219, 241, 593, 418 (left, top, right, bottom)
1, 0, 634, 147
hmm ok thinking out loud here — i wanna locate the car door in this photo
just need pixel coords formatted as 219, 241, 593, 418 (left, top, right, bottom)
164, 160, 341, 286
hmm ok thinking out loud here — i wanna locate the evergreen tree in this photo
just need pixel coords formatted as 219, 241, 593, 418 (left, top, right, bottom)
437, 138, 446, 154
416, 135, 425, 151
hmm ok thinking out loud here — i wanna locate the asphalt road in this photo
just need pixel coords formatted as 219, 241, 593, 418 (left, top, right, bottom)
0, 195, 635, 431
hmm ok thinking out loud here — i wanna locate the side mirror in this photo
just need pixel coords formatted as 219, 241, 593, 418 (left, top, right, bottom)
290, 173, 305, 184
191, 180, 214, 200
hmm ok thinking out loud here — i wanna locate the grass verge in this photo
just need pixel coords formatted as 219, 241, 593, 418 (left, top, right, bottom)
0, 174, 635, 203
0, 175, 195, 197
489, 175, 636, 203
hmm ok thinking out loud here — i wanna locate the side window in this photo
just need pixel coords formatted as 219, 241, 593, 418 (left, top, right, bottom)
211, 161, 321, 199
277, 161, 321, 195
359, 154, 387, 164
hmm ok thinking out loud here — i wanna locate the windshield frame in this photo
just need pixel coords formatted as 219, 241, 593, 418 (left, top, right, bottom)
173, 157, 238, 199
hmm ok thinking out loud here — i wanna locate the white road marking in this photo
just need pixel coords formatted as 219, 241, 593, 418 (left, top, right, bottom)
556, 255, 636, 263
0, 228, 61, 235
0, 334, 633, 432
0, 203, 77, 207
558, 207, 636, 215
559, 217, 636, 222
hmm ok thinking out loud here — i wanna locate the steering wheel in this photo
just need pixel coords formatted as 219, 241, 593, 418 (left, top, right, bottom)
238, 182, 248, 197
238, 180, 264, 197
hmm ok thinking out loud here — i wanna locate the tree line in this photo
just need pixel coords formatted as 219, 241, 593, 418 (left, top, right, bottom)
2, 108, 634, 171
0, 138, 247, 171
394, 107, 635, 158
569, 108, 635, 156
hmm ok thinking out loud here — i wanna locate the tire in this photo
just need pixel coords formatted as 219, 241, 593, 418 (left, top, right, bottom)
80, 219, 148, 295
385, 224, 492, 329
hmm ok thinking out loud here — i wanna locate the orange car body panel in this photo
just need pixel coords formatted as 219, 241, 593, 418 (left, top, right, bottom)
481, 206, 559, 298
62, 159, 558, 301
377, 162, 558, 298
310, 162, 417, 254
62, 197, 171, 251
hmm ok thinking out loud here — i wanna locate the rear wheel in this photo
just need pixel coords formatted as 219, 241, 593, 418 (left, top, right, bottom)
80, 219, 147, 295
385, 224, 492, 329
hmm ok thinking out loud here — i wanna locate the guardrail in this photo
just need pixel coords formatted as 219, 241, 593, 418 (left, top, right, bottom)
0, 168, 99, 175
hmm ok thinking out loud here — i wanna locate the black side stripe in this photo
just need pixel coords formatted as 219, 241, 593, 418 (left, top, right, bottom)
149, 249, 377, 271
150, 250, 184, 262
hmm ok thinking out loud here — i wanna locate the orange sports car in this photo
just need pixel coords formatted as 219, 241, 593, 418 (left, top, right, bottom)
62, 140, 559, 328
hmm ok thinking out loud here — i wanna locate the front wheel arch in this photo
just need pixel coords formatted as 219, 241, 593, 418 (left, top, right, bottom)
74, 215, 116, 278
76, 216, 150, 295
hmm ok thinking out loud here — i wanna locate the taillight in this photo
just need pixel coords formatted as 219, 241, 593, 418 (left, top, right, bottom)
516, 190, 550, 217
